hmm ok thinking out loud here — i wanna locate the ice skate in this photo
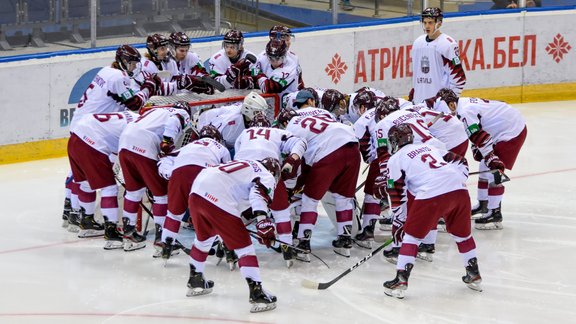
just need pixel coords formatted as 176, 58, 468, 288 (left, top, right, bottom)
103, 221, 123, 250
224, 245, 239, 271
383, 263, 413, 299
295, 229, 312, 263
61, 198, 71, 228
247, 278, 277, 313
474, 207, 503, 230
379, 217, 393, 231
437, 218, 447, 232
332, 225, 352, 257
462, 257, 483, 292
470, 200, 488, 219
186, 265, 214, 296
383, 246, 399, 264
78, 209, 104, 238
281, 244, 295, 268
416, 243, 435, 262
67, 209, 81, 233
122, 217, 146, 251
354, 219, 377, 249
152, 224, 164, 258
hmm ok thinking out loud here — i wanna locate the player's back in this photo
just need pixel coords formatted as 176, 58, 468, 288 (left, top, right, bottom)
375, 109, 446, 151
197, 104, 244, 149
408, 105, 467, 150
458, 98, 525, 142
234, 127, 286, 161
72, 111, 136, 155
389, 142, 467, 199
173, 138, 230, 170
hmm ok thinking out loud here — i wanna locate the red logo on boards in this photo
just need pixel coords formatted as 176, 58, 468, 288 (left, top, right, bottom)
545, 34, 571, 63
325, 53, 348, 84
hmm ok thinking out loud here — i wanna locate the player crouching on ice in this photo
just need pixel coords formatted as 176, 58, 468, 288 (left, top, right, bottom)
186, 158, 282, 313
379, 124, 482, 299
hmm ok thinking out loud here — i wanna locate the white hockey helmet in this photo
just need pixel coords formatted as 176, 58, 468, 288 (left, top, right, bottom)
241, 91, 269, 120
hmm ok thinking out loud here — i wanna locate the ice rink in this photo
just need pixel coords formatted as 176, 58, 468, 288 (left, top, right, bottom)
1, 101, 575, 324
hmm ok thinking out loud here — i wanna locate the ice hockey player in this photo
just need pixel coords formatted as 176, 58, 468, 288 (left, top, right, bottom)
117, 102, 191, 252
253, 39, 300, 98
268, 25, 305, 89
186, 158, 281, 313
410, 8, 466, 104
379, 124, 482, 299
437, 88, 527, 230
207, 30, 257, 90
168, 31, 208, 77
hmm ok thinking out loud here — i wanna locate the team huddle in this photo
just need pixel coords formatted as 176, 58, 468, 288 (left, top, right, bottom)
61, 7, 527, 312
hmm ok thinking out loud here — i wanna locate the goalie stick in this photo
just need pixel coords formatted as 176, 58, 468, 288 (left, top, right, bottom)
301, 237, 393, 290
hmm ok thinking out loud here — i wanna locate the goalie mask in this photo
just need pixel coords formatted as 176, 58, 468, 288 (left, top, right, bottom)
248, 113, 271, 128
374, 96, 400, 122
115, 45, 142, 77
241, 92, 269, 121
259, 157, 282, 182
146, 34, 170, 62
266, 39, 288, 63
199, 124, 223, 143
388, 124, 414, 154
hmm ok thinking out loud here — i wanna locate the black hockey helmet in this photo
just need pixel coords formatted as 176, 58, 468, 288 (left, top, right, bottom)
388, 124, 414, 154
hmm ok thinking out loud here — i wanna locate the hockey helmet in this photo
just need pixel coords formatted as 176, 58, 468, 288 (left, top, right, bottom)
199, 124, 223, 143
248, 113, 271, 128
321, 89, 346, 114
388, 124, 414, 154
374, 96, 400, 122
241, 91, 269, 120
266, 39, 288, 62
169, 32, 191, 48
275, 107, 298, 129
436, 88, 459, 104
146, 34, 170, 61
352, 89, 377, 113
421, 7, 443, 22
259, 157, 282, 182
115, 45, 142, 77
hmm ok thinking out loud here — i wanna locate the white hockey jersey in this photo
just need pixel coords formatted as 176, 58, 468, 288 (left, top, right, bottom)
387, 142, 468, 201
283, 88, 326, 110
207, 49, 257, 89
191, 159, 277, 217
119, 107, 190, 160
411, 33, 465, 104
286, 114, 357, 165
176, 52, 207, 77
157, 138, 231, 179
196, 104, 245, 149
134, 56, 179, 96
72, 66, 147, 129
407, 104, 468, 151
71, 111, 137, 157
254, 51, 300, 100
234, 126, 307, 161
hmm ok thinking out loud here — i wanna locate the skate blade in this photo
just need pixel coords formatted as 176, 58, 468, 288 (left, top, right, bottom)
186, 287, 213, 297
61, 220, 69, 228
67, 225, 80, 233
250, 302, 277, 313
78, 229, 104, 238
384, 256, 398, 265
465, 279, 483, 292
285, 259, 294, 269
384, 287, 405, 299
471, 213, 488, 220
474, 222, 503, 230
123, 240, 146, 251
228, 261, 237, 271
295, 254, 311, 263
353, 239, 373, 249
103, 240, 124, 250
416, 252, 433, 262
333, 247, 351, 258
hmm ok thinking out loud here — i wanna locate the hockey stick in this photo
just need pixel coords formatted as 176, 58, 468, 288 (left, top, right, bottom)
245, 53, 257, 64
469, 169, 510, 184
192, 75, 226, 92
301, 237, 394, 290
427, 112, 445, 127
247, 229, 330, 269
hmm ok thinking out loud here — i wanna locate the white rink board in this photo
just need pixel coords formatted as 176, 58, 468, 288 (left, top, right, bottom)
1, 9, 576, 146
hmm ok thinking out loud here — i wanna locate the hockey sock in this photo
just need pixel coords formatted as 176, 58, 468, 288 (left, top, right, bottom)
299, 194, 319, 238
237, 245, 261, 282
123, 188, 146, 224
78, 182, 97, 215
421, 229, 438, 245
189, 236, 217, 273
397, 234, 419, 270
70, 181, 81, 210
487, 185, 505, 209
361, 196, 381, 228
162, 211, 184, 242
100, 185, 119, 223
334, 194, 354, 235
271, 208, 292, 244
152, 195, 168, 227
452, 234, 477, 266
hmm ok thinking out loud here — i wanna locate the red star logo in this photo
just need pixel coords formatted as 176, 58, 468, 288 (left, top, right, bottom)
545, 34, 571, 63
325, 54, 348, 84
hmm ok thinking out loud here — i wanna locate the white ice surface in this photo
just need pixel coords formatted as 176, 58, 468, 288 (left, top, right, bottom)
1, 101, 575, 324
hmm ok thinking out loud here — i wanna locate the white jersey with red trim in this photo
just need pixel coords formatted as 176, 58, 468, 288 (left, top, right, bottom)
353, 108, 377, 162
234, 127, 307, 161
119, 107, 190, 160
387, 142, 468, 201
71, 111, 138, 157
191, 160, 277, 217
197, 104, 245, 149
286, 114, 356, 165
412, 33, 466, 104
343, 87, 386, 125
372, 109, 446, 154
455, 97, 525, 143
134, 56, 179, 96
296, 106, 332, 118
207, 49, 257, 89
407, 104, 468, 151
72, 66, 147, 129
254, 51, 300, 100
176, 52, 207, 76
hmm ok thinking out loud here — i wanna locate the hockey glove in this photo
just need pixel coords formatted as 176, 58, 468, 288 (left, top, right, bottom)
281, 155, 301, 181
234, 75, 255, 90
485, 152, 506, 173
255, 214, 276, 248
160, 136, 175, 156
373, 175, 388, 200
176, 74, 194, 90
443, 152, 468, 167
471, 145, 483, 162
141, 74, 162, 96
225, 65, 240, 84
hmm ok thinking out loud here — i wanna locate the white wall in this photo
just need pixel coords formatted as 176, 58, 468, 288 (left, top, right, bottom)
0, 9, 574, 146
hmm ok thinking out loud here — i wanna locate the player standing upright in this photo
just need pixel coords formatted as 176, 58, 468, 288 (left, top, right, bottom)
410, 8, 466, 104
207, 30, 257, 90
253, 39, 300, 101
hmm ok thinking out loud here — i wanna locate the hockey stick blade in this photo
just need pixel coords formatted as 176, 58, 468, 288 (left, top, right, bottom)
301, 238, 393, 290
194, 75, 226, 92
245, 53, 257, 64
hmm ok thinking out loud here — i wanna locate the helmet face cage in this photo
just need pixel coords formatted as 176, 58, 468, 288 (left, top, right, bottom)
199, 124, 223, 143
241, 92, 269, 121
172, 101, 193, 118
321, 89, 345, 114
115, 45, 142, 77
266, 39, 288, 62
259, 157, 282, 182
248, 113, 271, 128
387, 124, 414, 154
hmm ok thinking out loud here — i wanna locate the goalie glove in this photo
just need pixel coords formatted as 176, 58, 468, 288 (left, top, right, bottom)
254, 211, 276, 248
